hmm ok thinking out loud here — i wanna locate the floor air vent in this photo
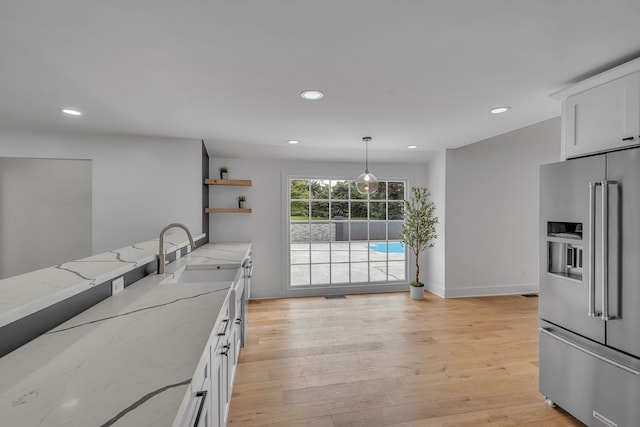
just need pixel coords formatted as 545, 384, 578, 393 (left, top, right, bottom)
325, 295, 346, 299
521, 294, 539, 298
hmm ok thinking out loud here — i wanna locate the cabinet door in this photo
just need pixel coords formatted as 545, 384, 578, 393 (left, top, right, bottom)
228, 320, 241, 387
220, 337, 231, 426
564, 72, 640, 158
233, 307, 242, 366
222, 330, 235, 421
193, 388, 211, 427
183, 346, 212, 427
210, 338, 224, 427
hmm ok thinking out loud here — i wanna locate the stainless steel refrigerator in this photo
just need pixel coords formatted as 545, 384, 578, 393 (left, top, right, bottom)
539, 147, 640, 427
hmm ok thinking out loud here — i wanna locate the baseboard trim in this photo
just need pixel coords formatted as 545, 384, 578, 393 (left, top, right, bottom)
444, 283, 538, 298
425, 283, 445, 298
249, 283, 539, 300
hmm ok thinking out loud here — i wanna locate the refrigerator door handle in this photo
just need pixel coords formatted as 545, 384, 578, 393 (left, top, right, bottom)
601, 180, 617, 321
540, 328, 640, 376
588, 181, 601, 318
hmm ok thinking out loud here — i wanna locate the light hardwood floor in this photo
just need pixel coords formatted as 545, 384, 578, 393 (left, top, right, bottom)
228, 292, 584, 426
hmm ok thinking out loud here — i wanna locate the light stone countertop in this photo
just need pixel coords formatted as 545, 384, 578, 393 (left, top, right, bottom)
0, 242, 251, 427
168, 242, 251, 271
0, 234, 207, 329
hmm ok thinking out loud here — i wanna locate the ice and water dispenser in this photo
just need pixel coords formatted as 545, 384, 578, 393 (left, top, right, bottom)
547, 222, 583, 282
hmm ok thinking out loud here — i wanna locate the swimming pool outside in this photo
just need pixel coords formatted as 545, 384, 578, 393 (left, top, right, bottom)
367, 242, 405, 253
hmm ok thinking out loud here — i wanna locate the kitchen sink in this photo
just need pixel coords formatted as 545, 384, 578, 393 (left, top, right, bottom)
160, 265, 240, 284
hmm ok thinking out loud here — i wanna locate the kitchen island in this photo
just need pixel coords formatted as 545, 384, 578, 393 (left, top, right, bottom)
0, 242, 251, 427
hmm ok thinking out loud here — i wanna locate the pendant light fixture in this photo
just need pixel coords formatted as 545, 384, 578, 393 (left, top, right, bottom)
355, 136, 378, 195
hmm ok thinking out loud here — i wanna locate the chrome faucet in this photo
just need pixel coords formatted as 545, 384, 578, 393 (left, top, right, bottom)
158, 223, 195, 274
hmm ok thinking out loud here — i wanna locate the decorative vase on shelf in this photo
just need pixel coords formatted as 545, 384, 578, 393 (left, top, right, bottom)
238, 196, 246, 209
219, 167, 228, 179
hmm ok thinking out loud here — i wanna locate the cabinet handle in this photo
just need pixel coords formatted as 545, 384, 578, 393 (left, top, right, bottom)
588, 181, 601, 318
220, 343, 231, 356
235, 318, 242, 324
243, 264, 254, 278
622, 136, 635, 141
601, 180, 618, 321
217, 319, 229, 336
193, 390, 207, 427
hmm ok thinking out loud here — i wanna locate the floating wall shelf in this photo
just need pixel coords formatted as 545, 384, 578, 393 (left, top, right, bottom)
206, 178, 252, 214
205, 179, 252, 186
205, 208, 252, 214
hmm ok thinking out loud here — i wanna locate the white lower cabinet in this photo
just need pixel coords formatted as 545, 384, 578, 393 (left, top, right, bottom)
176, 310, 232, 427
232, 314, 242, 368
193, 363, 212, 427
211, 333, 226, 427
173, 252, 250, 427
217, 311, 241, 426
217, 311, 233, 426
175, 345, 212, 427
230, 290, 243, 382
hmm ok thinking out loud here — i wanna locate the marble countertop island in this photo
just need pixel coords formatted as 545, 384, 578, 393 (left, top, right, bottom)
0, 242, 251, 427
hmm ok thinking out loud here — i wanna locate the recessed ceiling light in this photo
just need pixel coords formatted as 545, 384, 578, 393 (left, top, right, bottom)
287, 140, 299, 144
490, 106, 511, 114
300, 90, 324, 100
60, 108, 82, 116
408, 145, 418, 149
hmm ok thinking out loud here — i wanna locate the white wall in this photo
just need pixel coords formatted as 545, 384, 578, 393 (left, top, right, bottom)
208, 158, 429, 299
423, 150, 446, 297
0, 158, 92, 278
0, 131, 202, 255
443, 118, 561, 297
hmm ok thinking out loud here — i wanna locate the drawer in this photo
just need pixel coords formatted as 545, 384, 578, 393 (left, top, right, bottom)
540, 327, 640, 426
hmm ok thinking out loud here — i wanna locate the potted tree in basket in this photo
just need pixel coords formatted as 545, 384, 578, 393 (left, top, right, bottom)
400, 187, 438, 300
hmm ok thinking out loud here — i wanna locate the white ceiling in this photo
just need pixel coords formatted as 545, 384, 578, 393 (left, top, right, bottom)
2, 1, 640, 163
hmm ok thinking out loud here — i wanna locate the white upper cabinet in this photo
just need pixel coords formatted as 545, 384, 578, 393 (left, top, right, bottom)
564, 72, 640, 158
552, 59, 640, 159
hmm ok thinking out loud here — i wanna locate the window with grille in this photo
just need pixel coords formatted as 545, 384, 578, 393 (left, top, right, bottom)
288, 178, 407, 287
